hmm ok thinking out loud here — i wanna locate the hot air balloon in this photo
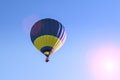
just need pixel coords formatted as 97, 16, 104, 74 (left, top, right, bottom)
30, 18, 66, 62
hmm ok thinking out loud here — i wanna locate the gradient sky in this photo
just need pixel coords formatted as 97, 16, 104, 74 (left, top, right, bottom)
1, 0, 120, 80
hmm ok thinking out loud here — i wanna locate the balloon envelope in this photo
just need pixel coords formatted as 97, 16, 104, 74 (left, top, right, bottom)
30, 18, 66, 57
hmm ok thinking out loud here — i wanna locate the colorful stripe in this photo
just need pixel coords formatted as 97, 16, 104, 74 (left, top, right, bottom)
30, 18, 65, 43
30, 18, 66, 57
33, 35, 62, 54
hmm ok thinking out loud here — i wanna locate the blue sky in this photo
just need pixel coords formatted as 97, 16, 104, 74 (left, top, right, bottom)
0, 0, 120, 80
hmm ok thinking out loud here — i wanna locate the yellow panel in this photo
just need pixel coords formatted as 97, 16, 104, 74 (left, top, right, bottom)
53, 40, 63, 52
44, 51, 49, 55
34, 35, 62, 53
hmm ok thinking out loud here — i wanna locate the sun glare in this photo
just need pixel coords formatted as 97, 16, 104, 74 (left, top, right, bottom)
103, 58, 116, 73
89, 44, 120, 80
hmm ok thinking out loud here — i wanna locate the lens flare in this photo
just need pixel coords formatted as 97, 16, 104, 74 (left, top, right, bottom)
89, 44, 120, 80
103, 58, 116, 73
22, 15, 39, 33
